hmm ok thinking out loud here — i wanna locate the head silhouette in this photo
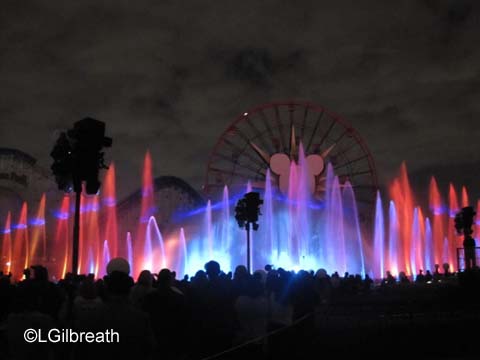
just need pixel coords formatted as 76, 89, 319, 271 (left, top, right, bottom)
106, 257, 130, 276
234, 265, 249, 279
137, 270, 153, 287
204, 260, 221, 279
157, 269, 172, 288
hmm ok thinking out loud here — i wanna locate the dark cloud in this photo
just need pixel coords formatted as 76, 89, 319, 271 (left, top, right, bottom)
229, 48, 274, 86
1, 0, 480, 201
423, 0, 474, 24
226, 47, 305, 87
351, 106, 416, 135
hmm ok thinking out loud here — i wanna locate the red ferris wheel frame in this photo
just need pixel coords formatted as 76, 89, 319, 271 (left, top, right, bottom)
204, 100, 379, 214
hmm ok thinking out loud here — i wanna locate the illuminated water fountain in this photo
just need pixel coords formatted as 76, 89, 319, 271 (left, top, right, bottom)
0, 150, 475, 281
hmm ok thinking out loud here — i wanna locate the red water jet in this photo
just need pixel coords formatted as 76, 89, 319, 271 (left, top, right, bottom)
447, 183, 459, 271
1, 212, 12, 274
102, 163, 119, 258
429, 177, 445, 266
55, 195, 70, 279
30, 193, 46, 262
135, 151, 155, 276
12, 202, 28, 279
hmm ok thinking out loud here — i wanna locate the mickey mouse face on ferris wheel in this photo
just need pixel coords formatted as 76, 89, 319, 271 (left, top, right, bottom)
269, 153, 324, 196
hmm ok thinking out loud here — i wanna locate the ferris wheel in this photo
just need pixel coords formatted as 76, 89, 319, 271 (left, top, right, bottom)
204, 101, 378, 213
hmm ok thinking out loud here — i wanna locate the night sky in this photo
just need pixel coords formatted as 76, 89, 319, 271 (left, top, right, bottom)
1, 1, 479, 202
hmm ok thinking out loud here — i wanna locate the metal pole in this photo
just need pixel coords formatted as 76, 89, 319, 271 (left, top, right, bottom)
246, 223, 251, 274
72, 190, 81, 275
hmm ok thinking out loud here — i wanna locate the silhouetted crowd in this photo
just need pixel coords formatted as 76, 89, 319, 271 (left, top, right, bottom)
0, 260, 479, 360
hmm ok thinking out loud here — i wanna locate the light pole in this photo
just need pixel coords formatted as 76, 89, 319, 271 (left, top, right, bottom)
235, 191, 263, 273
51, 118, 112, 274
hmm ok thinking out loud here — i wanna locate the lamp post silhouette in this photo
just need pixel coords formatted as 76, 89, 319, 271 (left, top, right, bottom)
454, 206, 477, 270
51, 118, 112, 274
235, 192, 263, 273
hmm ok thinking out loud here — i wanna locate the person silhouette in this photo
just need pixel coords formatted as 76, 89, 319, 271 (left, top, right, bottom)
424, 270, 433, 282
415, 270, 425, 283
442, 263, 451, 277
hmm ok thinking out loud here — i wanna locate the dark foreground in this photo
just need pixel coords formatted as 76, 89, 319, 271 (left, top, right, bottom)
1, 264, 479, 360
